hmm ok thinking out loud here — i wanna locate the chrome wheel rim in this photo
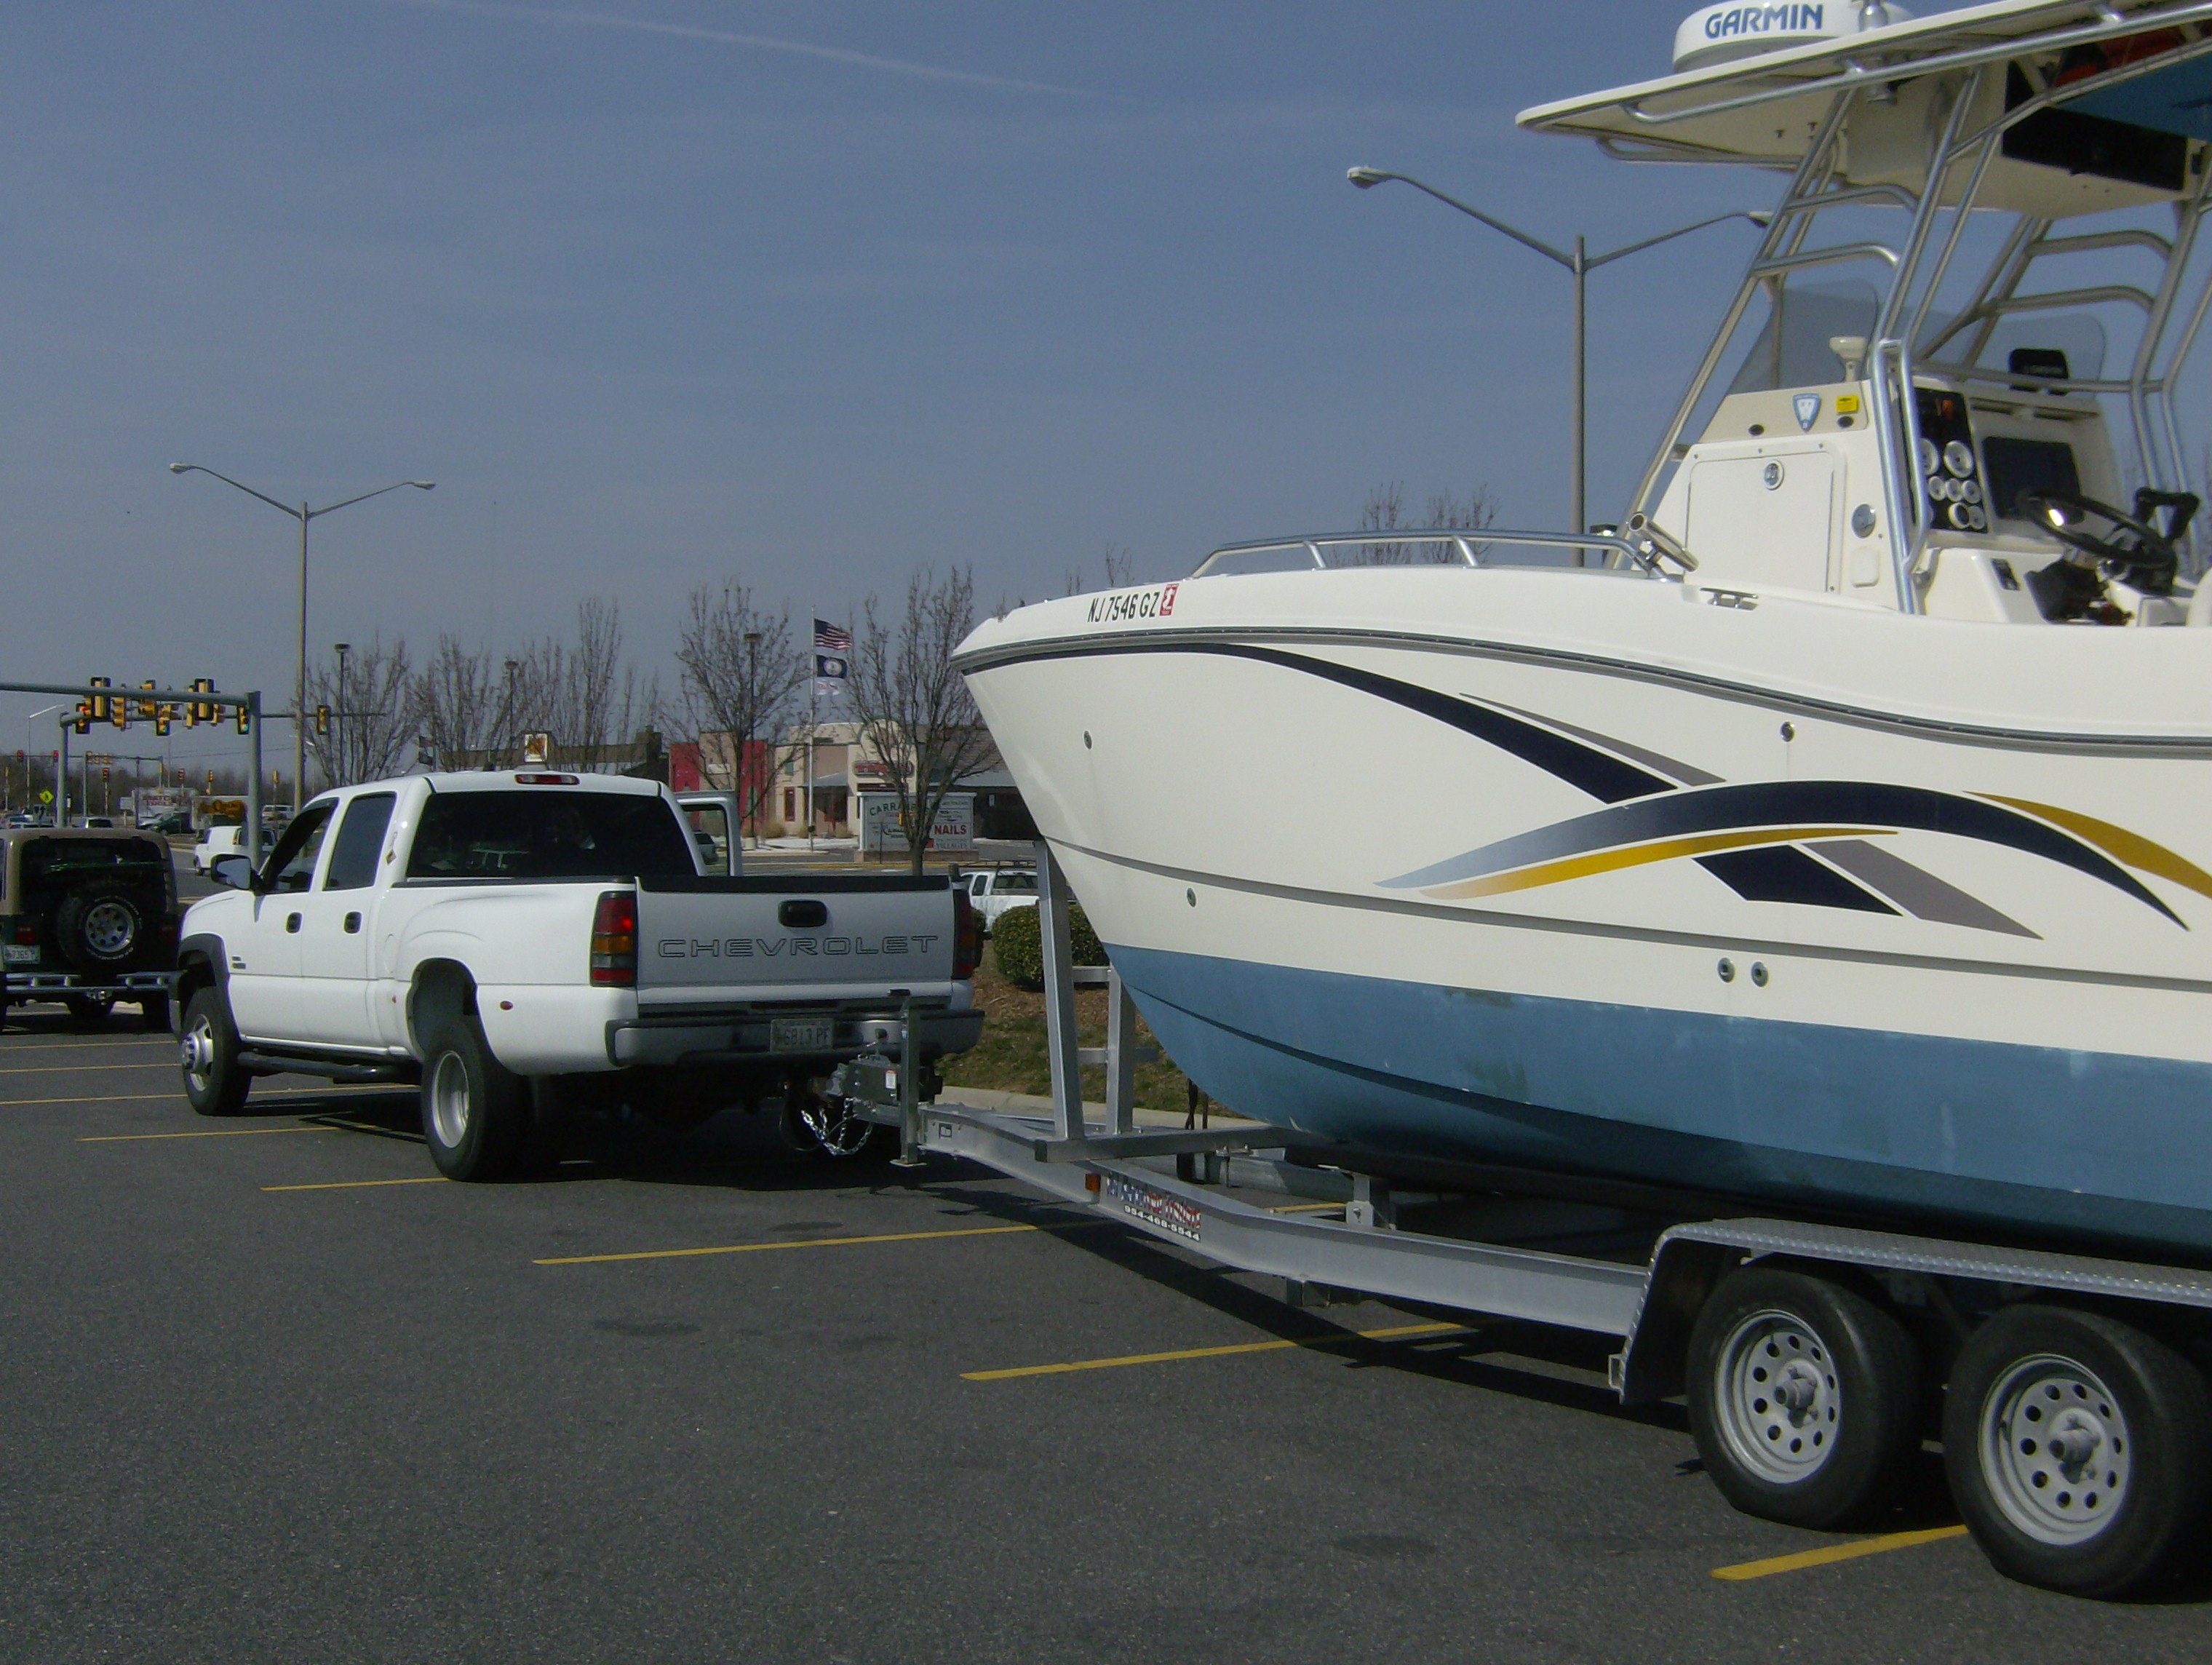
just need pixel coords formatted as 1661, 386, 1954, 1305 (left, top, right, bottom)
430, 1052, 472, 1150
84, 899, 135, 958
1981, 1354, 2131, 1546
1714, 1308, 1842, 1485
180, 1015, 216, 1090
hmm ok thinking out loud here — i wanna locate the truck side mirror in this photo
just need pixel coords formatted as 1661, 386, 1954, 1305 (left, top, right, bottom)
209, 854, 255, 891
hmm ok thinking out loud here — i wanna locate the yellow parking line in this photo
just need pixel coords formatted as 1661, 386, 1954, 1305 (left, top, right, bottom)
79, 1126, 337, 1143
963, 1321, 1465, 1381
538, 1223, 1041, 1265
0, 1060, 177, 1076
262, 1175, 447, 1192
29, 1084, 404, 1109
1711, 1525, 1970, 1581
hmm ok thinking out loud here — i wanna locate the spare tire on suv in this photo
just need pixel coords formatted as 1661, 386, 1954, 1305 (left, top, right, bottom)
55, 877, 156, 971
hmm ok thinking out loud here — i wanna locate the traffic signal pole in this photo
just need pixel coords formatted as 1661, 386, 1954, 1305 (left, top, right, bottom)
0, 678, 264, 857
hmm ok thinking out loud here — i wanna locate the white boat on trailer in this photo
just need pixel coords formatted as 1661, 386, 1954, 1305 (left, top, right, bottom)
931, 0, 2212, 1598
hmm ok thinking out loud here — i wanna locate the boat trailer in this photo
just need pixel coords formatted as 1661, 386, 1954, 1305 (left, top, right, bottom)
846, 844, 2212, 1597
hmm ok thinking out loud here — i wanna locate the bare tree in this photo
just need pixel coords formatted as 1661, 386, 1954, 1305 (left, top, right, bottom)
1063, 544, 1136, 597
415, 635, 501, 771
1356, 480, 1497, 565
848, 565, 999, 876
506, 599, 659, 772
673, 581, 807, 839
303, 635, 418, 789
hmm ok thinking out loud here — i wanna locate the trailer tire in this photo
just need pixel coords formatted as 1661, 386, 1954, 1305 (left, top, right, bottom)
1687, 1265, 1921, 1530
421, 1015, 528, 1181
1943, 1304, 2211, 1598
179, 985, 251, 1116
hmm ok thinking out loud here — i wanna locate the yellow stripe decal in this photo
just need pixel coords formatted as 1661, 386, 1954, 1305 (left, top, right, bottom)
1978, 794, 2212, 902
1422, 827, 1880, 900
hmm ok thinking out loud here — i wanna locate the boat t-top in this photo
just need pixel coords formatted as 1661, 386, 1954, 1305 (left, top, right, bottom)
959, 1, 2212, 1260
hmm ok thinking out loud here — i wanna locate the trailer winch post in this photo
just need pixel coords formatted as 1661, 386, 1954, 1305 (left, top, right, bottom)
896, 993, 923, 1166
1035, 843, 1086, 1146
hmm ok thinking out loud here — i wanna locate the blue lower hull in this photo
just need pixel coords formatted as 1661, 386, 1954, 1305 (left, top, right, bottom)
1110, 945, 2212, 1259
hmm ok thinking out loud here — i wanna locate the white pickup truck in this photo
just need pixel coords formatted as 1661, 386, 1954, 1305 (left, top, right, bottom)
173, 771, 982, 1179
961, 863, 1038, 934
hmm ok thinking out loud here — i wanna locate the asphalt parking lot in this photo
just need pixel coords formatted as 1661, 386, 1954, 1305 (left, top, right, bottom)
4, 1006, 2212, 1663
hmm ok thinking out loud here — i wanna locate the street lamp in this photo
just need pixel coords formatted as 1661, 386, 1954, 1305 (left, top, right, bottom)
1348, 167, 1769, 547
23, 705, 60, 821
743, 630, 763, 848
168, 464, 433, 813
333, 641, 351, 790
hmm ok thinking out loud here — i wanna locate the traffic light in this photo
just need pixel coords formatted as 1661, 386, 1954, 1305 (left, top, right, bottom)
315, 704, 330, 736
88, 676, 111, 723
73, 699, 91, 735
236, 703, 251, 735
193, 678, 217, 725
154, 704, 171, 737
138, 680, 159, 720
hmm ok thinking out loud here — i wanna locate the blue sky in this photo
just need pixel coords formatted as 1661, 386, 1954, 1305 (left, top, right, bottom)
3, 0, 1998, 767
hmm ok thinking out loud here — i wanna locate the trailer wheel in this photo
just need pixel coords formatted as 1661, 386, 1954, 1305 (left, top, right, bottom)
421, 1016, 528, 1181
1943, 1305, 2211, 1598
179, 985, 251, 1116
1687, 1266, 1921, 1530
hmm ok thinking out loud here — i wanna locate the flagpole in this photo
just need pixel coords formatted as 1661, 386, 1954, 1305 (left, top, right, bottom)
806, 672, 816, 855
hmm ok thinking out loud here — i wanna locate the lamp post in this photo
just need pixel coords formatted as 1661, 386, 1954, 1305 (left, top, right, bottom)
333, 641, 351, 790
25, 706, 60, 822
743, 630, 763, 848
1347, 167, 1767, 548
168, 464, 433, 812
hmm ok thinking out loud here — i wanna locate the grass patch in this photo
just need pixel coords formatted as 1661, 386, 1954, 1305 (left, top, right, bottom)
943, 955, 1207, 1114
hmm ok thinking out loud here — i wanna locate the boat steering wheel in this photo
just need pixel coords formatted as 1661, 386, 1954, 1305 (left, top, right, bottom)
2021, 490, 2184, 592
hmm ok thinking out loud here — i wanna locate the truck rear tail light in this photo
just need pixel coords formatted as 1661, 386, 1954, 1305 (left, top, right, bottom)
590, 890, 637, 987
952, 887, 981, 980
14, 923, 35, 945
515, 773, 581, 786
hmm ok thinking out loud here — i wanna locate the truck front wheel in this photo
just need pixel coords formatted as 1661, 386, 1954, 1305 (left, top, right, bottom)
422, 1016, 528, 1181
180, 985, 251, 1116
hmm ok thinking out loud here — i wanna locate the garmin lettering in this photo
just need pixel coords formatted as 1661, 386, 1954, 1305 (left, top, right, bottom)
1705, 2, 1822, 40
1086, 581, 1179, 625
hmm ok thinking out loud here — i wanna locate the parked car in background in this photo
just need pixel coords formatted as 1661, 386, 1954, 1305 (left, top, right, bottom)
963, 864, 1038, 934
192, 824, 245, 874
0, 826, 178, 1030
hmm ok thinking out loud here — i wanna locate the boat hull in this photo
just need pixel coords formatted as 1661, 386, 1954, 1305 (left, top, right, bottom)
959, 568, 2212, 1257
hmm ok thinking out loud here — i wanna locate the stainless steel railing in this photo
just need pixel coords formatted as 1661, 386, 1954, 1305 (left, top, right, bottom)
1190, 527, 1655, 579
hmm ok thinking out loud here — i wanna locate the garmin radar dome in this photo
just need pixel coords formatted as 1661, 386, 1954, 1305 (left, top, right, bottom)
1672, 1, 1911, 73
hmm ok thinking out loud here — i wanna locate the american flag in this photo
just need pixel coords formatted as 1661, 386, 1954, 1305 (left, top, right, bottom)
813, 618, 851, 681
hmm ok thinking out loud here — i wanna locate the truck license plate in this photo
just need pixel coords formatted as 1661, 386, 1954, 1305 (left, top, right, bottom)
1, 945, 36, 965
770, 1016, 835, 1053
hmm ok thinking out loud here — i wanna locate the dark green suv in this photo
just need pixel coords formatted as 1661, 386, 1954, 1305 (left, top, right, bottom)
0, 827, 179, 1030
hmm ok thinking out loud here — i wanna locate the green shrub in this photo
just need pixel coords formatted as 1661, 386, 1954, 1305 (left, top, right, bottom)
991, 901, 1104, 989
